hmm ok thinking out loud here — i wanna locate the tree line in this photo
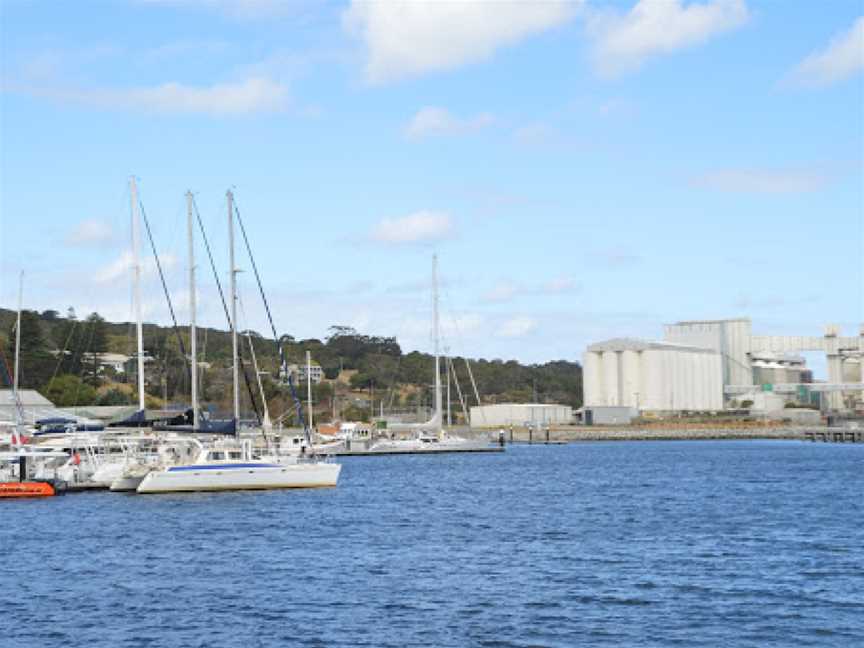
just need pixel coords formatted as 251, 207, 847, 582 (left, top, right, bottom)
0, 309, 583, 413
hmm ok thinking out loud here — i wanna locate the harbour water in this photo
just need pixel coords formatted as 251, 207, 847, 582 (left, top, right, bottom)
2, 441, 862, 647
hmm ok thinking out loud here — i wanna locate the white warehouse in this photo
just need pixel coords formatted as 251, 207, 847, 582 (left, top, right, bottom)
470, 403, 573, 428
583, 338, 724, 412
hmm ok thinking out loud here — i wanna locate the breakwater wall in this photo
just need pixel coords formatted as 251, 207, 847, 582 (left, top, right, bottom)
490, 426, 814, 443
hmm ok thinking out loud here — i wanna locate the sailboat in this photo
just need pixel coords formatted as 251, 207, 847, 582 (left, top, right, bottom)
369, 255, 491, 453
0, 272, 68, 497
137, 189, 340, 493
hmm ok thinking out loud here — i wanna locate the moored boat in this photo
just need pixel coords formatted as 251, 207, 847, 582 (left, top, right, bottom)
136, 439, 340, 493
0, 480, 55, 498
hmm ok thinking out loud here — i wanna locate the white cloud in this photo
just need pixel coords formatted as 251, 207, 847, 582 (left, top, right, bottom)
66, 219, 114, 246
482, 276, 581, 303
137, 0, 299, 19
542, 276, 580, 294
482, 280, 519, 303
691, 167, 834, 193
784, 17, 864, 88
371, 211, 454, 245
498, 316, 538, 338
403, 106, 494, 140
94, 250, 178, 283
513, 121, 559, 147
591, 248, 644, 268
587, 0, 750, 77
38, 77, 289, 115
343, 0, 579, 83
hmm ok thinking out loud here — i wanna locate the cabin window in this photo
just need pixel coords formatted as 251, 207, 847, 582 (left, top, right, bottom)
228, 452, 242, 460
210, 451, 225, 460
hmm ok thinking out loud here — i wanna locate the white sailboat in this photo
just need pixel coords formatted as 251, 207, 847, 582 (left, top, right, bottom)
370, 255, 490, 453
137, 189, 340, 493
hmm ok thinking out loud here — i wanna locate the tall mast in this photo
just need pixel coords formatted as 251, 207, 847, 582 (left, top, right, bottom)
13, 271, 23, 439
130, 177, 146, 412
445, 345, 451, 427
228, 189, 240, 426
13, 271, 22, 401
186, 191, 199, 430
306, 350, 314, 432
433, 254, 442, 436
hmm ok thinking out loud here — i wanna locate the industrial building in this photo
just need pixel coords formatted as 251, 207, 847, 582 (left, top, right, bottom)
583, 338, 724, 412
583, 319, 864, 414
470, 403, 572, 428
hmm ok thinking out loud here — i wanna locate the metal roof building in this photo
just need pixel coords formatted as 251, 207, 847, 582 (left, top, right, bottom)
0, 389, 102, 428
470, 403, 573, 428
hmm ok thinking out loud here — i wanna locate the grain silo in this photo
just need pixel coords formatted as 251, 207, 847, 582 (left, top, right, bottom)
582, 338, 723, 412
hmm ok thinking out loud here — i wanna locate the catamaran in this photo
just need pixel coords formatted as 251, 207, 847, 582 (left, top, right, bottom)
135, 189, 340, 493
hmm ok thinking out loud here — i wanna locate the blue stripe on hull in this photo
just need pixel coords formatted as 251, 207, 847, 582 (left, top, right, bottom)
168, 463, 280, 472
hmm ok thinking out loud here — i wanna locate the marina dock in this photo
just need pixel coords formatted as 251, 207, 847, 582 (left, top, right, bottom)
334, 445, 504, 457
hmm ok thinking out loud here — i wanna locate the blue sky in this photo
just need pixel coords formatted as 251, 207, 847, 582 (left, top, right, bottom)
1, 0, 862, 372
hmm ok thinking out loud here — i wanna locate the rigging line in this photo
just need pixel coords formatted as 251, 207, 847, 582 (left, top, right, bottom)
238, 290, 270, 443
73, 315, 99, 410
46, 319, 78, 390
233, 198, 310, 444
233, 200, 278, 344
449, 356, 469, 424
138, 200, 189, 373
191, 195, 261, 426
0, 346, 26, 427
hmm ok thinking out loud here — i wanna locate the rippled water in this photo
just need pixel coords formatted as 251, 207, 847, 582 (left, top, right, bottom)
2, 441, 863, 647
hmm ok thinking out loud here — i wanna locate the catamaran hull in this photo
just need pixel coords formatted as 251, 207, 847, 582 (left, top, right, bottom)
136, 463, 341, 493
110, 475, 146, 492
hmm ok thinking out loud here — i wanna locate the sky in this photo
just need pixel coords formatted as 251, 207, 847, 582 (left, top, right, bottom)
0, 0, 862, 373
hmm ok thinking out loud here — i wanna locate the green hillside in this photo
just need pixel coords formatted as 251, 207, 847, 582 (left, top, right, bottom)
0, 306, 583, 422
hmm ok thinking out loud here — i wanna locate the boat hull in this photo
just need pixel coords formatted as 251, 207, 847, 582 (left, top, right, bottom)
0, 481, 55, 498
110, 475, 146, 492
136, 462, 341, 494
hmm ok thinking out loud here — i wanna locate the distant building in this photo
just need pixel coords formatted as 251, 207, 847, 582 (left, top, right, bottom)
80, 352, 130, 374
286, 363, 324, 385
122, 354, 156, 377
583, 338, 724, 412
583, 318, 864, 413
0, 389, 101, 428
470, 403, 573, 428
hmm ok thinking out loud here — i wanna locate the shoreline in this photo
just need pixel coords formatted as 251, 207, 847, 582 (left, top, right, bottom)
472, 426, 847, 443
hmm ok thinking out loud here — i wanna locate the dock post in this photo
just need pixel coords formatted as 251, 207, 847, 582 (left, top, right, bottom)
509, 425, 514, 444
528, 425, 533, 444
545, 425, 550, 444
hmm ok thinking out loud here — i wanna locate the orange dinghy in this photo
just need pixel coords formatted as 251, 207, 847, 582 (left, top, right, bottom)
0, 482, 56, 498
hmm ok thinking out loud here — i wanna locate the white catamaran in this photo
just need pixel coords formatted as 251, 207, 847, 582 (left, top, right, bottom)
137, 189, 340, 493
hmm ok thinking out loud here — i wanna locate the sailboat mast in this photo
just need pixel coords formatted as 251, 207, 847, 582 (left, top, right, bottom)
186, 191, 199, 430
13, 271, 22, 400
228, 190, 240, 426
433, 254, 442, 436
130, 177, 146, 412
445, 345, 451, 427
306, 350, 314, 432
